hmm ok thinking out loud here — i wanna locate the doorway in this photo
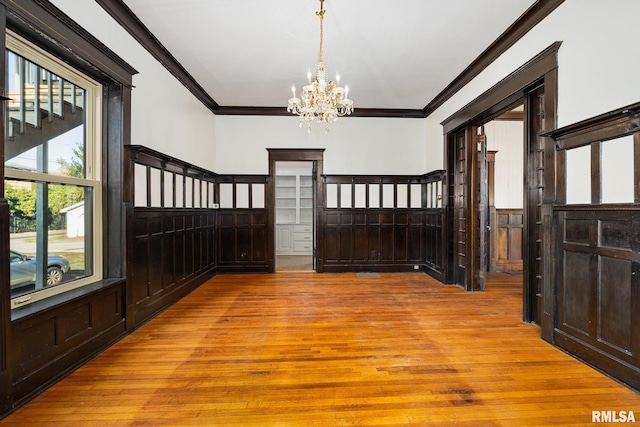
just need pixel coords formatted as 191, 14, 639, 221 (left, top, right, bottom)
442, 43, 559, 333
483, 105, 525, 275
275, 161, 314, 271
267, 149, 325, 273
446, 93, 544, 324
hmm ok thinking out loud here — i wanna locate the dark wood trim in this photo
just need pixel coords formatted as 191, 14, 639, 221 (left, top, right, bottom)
96, 0, 564, 118
635, 133, 640, 204
495, 110, 525, 121
0, 0, 135, 417
466, 126, 478, 291
591, 142, 601, 205
128, 145, 218, 180
442, 42, 561, 134
3, 0, 137, 86
544, 101, 640, 150
95, 0, 217, 112
216, 106, 426, 119
105, 82, 130, 279
268, 149, 325, 273
323, 175, 433, 184
442, 44, 559, 339
0, 199, 11, 415
424, 0, 565, 117
0, 2, 11, 415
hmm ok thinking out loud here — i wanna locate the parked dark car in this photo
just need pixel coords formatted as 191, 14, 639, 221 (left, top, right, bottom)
9, 249, 71, 288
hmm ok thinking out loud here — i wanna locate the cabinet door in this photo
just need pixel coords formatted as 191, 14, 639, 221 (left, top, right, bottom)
276, 225, 293, 254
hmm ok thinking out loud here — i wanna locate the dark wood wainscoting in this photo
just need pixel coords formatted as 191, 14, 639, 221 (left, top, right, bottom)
555, 208, 640, 390
322, 211, 425, 272
424, 209, 446, 281
490, 208, 524, 272
127, 209, 216, 328
546, 103, 640, 391
10, 280, 125, 404
217, 210, 269, 273
320, 172, 446, 275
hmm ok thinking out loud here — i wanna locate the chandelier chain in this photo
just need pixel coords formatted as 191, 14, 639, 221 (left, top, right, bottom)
287, 0, 353, 132
316, 0, 325, 62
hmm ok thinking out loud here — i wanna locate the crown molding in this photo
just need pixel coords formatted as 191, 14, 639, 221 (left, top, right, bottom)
422, 0, 565, 117
97, 0, 563, 119
215, 106, 426, 119
3, 0, 137, 85
95, 0, 219, 113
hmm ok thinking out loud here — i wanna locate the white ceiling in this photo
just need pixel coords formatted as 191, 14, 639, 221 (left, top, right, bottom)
121, 0, 536, 110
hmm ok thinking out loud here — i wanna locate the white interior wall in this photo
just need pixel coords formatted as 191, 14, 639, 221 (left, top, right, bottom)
50, 1, 640, 182
426, 0, 640, 169
213, 115, 430, 175
50, 0, 216, 172
485, 120, 524, 209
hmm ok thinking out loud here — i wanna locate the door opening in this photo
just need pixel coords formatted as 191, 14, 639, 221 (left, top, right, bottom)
275, 161, 314, 271
446, 97, 541, 325
483, 105, 525, 277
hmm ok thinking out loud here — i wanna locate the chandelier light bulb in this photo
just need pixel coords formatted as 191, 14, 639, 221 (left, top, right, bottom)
286, 0, 353, 130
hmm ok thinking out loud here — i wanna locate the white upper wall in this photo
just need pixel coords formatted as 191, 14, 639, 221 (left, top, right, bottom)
214, 115, 431, 175
50, 0, 216, 171
426, 0, 640, 168
49, 1, 639, 177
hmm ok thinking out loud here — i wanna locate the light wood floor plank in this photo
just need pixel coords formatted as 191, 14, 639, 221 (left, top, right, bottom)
2, 272, 638, 426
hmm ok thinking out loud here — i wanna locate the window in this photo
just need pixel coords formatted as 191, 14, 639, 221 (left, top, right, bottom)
5, 32, 102, 308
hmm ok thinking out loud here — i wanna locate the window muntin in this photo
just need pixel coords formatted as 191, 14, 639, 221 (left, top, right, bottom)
5, 32, 102, 308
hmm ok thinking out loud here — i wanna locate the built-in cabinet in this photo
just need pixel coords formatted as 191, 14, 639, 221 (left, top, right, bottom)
275, 171, 313, 255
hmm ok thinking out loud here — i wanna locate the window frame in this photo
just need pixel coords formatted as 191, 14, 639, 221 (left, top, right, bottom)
5, 31, 104, 309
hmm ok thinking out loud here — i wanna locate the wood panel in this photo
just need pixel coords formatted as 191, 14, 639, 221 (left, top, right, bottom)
127, 209, 216, 328
424, 210, 446, 281
10, 281, 125, 403
216, 210, 269, 273
4, 272, 639, 425
0, 0, 135, 415
555, 209, 640, 390
450, 130, 468, 287
524, 84, 546, 325
490, 209, 524, 272
322, 210, 425, 272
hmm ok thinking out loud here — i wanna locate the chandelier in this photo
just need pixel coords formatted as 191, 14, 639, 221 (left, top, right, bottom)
287, 0, 353, 132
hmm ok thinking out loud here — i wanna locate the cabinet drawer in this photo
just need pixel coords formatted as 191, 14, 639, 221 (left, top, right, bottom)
293, 225, 312, 233
293, 232, 312, 241
293, 241, 312, 252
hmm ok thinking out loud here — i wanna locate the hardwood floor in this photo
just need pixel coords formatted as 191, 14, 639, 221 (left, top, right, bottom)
2, 272, 638, 426
276, 255, 313, 271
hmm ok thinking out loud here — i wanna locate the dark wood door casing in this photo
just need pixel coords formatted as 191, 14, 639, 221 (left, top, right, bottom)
442, 43, 559, 338
524, 83, 546, 325
476, 126, 488, 291
449, 130, 468, 288
267, 149, 325, 273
